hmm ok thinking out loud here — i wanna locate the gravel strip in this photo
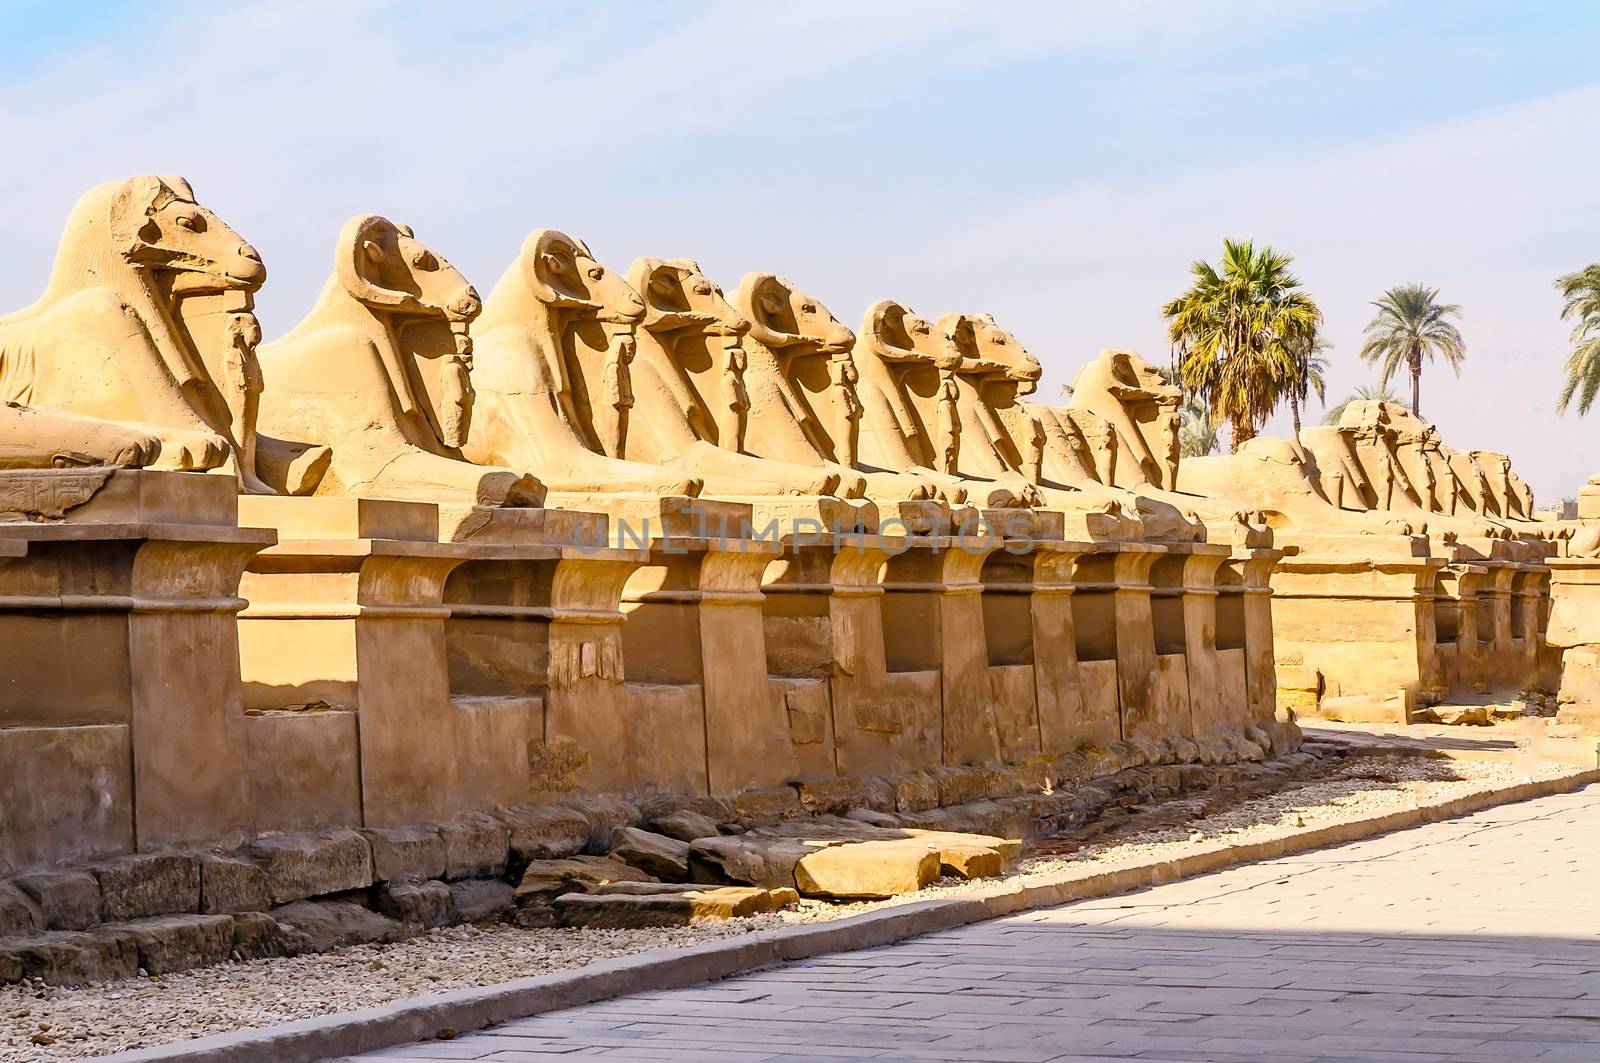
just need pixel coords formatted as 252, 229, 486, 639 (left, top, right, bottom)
0, 754, 1578, 1061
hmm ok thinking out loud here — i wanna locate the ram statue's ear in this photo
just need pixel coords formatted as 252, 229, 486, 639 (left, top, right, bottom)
648, 269, 677, 298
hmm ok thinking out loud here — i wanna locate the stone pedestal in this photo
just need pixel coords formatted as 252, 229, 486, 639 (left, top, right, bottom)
1270, 535, 1443, 717
762, 540, 940, 781
1067, 544, 1164, 746
1003, 539, 1094, 759
1152, 544, 1230, 743
0, 471, 272, 872
620, 535, 790, 795
237, 496, 630, 826
881, 533, 1004, 767
1546, 556, 1600, 729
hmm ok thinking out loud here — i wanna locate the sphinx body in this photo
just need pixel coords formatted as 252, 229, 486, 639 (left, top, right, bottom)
257, 216, 539, 506
720, 273, 949, 502
1329, 403, 1516, 544
0, 402, 162, 469
960, 342, 1243, 542
1058, 348, 1281, 544
621, 257, 846, 497
0, 175, 282, 482
848, 300, 1059, 507
939, 315, 1137, 522
1179, 434, 1420, 539
462, 230, 700, 497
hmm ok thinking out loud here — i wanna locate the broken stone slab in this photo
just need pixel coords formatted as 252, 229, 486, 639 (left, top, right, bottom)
0, 928, 138, 986
198, 853, 270, 916
842, 808, 903, 828
912, 838, 1003, 879
792, 776, 873, 814
647, 809, 722, 844
449, 879, 515, 923
514, 856, 658, 904
0, 882, 43, 936
375, 880, 454, 929
361, 825, 447, 883
556, 795, 643, 855
551, 886, 777, 929
591, 881, 722, 896
495, 805, 590, 862
609, 827, 691, 881
269, 899, 404, 952
889, 772, 941, 813
438, 813, 509, 880
231, 911, 309, 961
792, 838, 942, 900
249, 830, 374, 905
13, 871, 99, 930
751, 819, 1015, 881
636, 794, 737, 826
92, 853, 201, 921
732, 787, 802, 826
687, 836, 818, 889
1428, 705, 1494, 726
120, 913, 235, 975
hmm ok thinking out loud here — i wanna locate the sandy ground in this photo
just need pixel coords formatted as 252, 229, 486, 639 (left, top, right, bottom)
0, 754, 1579, 1061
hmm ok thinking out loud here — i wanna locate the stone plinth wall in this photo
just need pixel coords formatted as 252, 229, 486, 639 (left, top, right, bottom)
1547, 555, 1600, 729
0, 478, 1294, 884
1273, 541, 1552, 721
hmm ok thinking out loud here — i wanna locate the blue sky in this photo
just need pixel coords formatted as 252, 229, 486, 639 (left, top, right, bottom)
2, 0, 1597, 500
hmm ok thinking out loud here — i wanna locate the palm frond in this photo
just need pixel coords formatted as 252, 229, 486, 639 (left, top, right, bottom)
1555, 264, 1600, 415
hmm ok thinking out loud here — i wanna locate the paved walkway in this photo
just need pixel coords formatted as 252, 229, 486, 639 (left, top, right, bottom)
345, 786, 1600, 1062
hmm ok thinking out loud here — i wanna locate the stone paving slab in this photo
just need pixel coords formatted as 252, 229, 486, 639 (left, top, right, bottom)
343, 786, 1600, 1063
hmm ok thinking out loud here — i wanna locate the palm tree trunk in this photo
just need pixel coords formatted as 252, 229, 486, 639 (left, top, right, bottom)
1289, 390, 1302, 439
1229, 413, 1255, 452
1410, 341, 1422, 417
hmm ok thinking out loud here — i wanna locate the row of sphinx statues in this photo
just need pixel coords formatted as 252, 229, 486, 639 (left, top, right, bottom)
0, 176, 1554, 557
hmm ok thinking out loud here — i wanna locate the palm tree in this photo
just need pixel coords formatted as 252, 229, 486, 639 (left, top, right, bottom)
1321, 383, 1402, 426
1162, 238, 1323, 451
1358, 284, 1465, 417
1555, 263, 1600, 415
1286, 333, 1330, 439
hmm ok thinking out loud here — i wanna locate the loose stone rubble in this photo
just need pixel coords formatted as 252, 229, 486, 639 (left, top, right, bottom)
0, 175, 1595, 1002
0, 742, 1583, 1061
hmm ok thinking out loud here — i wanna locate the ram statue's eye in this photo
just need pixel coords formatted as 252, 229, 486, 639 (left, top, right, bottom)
587, 266, 605, 281
174, 213, 203, 232
692, 282, 712, 296
801, 303, 817, 314
411, 250, 438, 271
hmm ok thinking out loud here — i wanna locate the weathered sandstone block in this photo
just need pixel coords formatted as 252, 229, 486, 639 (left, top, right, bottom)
361, 826, 448, 884
93, 854, 200, 921
13, 872, 99, 931
493, 806, 590, 865
609, 827, 691, 881
198, 853, 270, 916
793, 839, 942, 900
248, 830, 372, 905
122, 914, 235, 975
438, 813, 510, 880
448, 879, 515, 923
269, 900, 403, 952
376, 881, 455, 930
